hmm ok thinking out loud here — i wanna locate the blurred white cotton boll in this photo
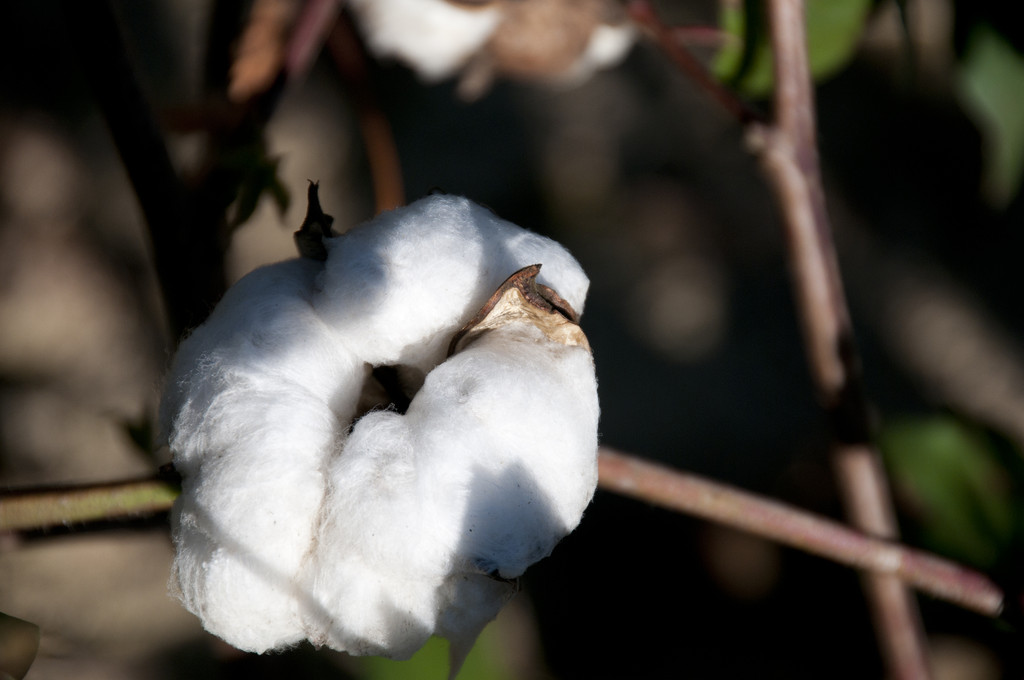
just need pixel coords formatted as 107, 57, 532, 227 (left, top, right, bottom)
561, 21, 636, 85
302, 319, 599, 670
162, 258, 365, 652
347, 0, 502, 80
345, 0, 634, 96
316, 194, 590, 371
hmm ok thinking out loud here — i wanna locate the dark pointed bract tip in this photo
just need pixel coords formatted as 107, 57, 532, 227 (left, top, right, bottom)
294, 181, 335, 261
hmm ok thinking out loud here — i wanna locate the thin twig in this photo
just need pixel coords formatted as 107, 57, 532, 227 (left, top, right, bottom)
0, 449, 1009, 624
670, 25, 732, 50
228, 0, 343, 102
0, 478, 179, 532
597, 448, 1004, 618
327, 12, 405, 213
753, 0, 932, 676
285, 0, 344, 84
228, 0, 301, 102
627, 0, 763, 124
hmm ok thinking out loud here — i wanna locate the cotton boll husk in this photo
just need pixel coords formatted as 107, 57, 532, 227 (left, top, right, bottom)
302, 318, 599, 663
347, 0, 502, 81
316, 194, 590, 371
162, 259, 366, 652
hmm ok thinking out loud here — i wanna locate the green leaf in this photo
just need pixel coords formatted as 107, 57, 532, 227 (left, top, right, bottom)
879, 415, 1019, 569
221, 142, 292, 230
714, 0, 872, 98
358, 622, 515, 680
959, 24, 1024, 208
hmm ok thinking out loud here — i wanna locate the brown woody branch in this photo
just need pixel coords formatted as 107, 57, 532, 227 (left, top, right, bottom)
0, 449, 1008, 623
751, 1, 931, 676
634, 0, 934, 674
0, 477, 179, 532
597, 448, 1004, 618
327, 12, 405, 213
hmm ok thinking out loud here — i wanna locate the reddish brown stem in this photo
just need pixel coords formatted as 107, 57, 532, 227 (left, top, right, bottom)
285, 0, 344, 83
597, 449, 1004, 618
2, 449, 1008, 626
754, 0, 932, 676
670, 25, 731, 49
327, 13, 405, 213
628, 0, 763, 124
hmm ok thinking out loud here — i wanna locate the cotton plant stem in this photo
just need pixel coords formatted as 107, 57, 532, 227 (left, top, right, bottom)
596, 449, 1004, 618
233, 1, 404, 213
60, 0, 224, 338
0, 451, 1007, 621
0, 478, 179, 532
627, 0, 763, 124
634, 0, 933, 671
753, 0, 932, 677
285, 0, 344, 83
327, 13, 405, 213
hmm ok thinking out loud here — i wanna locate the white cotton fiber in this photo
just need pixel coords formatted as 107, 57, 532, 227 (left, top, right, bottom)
162, 259, 366, 651
316, 194, 590, 370
301, 320, 599, 664
161, 193, 599, 672
347, 0, 502, 81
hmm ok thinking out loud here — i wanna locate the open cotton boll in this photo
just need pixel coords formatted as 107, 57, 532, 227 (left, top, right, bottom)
347, 0, 502, 81
161, 258, 366, 652
161, 188, 599, 673
316, 194, 590, 371
346, 0, 634, 98
302, 314, 599, 670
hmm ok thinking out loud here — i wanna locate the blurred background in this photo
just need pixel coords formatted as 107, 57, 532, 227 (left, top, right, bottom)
1, 0, 1023, 678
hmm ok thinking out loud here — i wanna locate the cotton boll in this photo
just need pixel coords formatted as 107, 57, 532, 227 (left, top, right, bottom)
559, 21, 636, 85
303, 304, 599, 668
347, 0, 502, 81
161, 191, 599, 672
346, 0, 634, 96
162, 258, 366, 652
316, 194, 590, 371
483, 0, 634, 83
